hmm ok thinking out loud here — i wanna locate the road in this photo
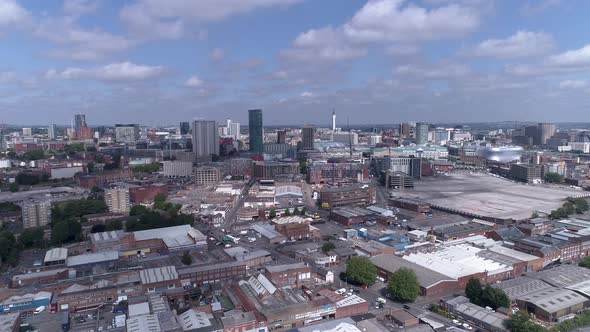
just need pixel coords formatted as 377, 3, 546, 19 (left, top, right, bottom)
222, 180, 253, 230
372, 178, 389, 206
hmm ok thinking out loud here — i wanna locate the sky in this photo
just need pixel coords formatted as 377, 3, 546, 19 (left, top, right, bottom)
2, 0, 590, 126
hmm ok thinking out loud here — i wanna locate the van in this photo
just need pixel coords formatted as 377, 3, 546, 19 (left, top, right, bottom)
34, 306, 46, 314
376, 297, 386, 304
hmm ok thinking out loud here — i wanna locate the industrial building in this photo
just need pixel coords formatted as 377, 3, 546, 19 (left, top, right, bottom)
320, 184, 376, 209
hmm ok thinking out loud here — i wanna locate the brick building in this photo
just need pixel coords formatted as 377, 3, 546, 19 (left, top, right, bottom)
319, 184, 376, 209
264, 263, 313, 288
177, 261, 247, 286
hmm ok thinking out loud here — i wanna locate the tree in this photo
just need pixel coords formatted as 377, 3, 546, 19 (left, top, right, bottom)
572, 198, 589, 214
579, 256, 590, 269
0, 231, 18, 267
51, 219, 82, 244
16, 173, 41, 185
531, 211, 539, 219
105, 219, 123, 231
388, 267, 420, 302
300, 207, 306, 216
9, 182, 19, 192
506, 312, 547, 332
87, 162, 95, 173
480, 285, 510, 310
544, 172, 564, 183
268, 209, 276, 219
563, 202, 576, 215
181, 251, 193, 265
19, 227, 45, 248
346, 256, 377, 286
284, 208, 291, 216
321, 242, 336, 253
465, 278, 483, 305
293, 207, 300, 215
22, 150, 45, 160
130, 205, 149, 216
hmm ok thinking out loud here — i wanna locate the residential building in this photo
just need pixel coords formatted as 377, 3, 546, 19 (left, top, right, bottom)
21, 200, 51, 228
192, 120, 219, 157
104, 188, 130, 214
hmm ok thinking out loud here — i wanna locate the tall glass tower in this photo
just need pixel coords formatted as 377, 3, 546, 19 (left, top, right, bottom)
248, 109, 263, 153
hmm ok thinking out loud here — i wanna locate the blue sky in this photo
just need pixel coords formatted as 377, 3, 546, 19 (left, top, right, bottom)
2, 0, 590, 126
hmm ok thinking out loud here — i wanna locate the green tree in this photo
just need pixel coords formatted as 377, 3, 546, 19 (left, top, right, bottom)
388, 267, 420, 302
22, 150, 45, 160
563, 202, 576, 215
16, 173, 41, 185
465, 278, 483, 305
87, 162, 95, 173
579, 256, 590, 269
300, 207, 306, 216
51, 219, 82, 244
531, 211, 539, 219
19, 227, 45, 248
544, 172, 564, 183
0, 202, 21, 212
0, 231, 18, 267
9, 182, 19, 192
481, 285, 510, 310
131, 163, 161, 173
299, 160, 307, 174
91, 224, 106, 233
284, 208, 291, 216
507, 312, 547, 332
181, 251, 193, 265
268, 209, 276, 219
321, 242, 336, 253
293, 207, 300, 215
106, 219, 123, 231
572, 198, 589, 214
130, 205, 150, 216
346, 256, 377, 286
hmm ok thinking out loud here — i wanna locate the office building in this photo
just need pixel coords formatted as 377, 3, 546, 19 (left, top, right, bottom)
538, 123, 556, 145
301, 125, 315, 150
74, 114, 87, 132
163, 161, 193, 177
510, 164, 543, 183
229, 121, 241, 140
179, 122, 190, 135
48, 124, 57, 139
192, 120, 219, 157
277, 130, 286, 144
22, 128, 32, 136
194, 166, 221, 186
399, 122, 412, 138
333, 132, 358, 145
114, 124, 140, 144
248, 109, 264, 153
415, 122, 429, 145
320, 184, 377, 209
21, 200, 51, 229
368, 135, 382, 145
104, 188, 130, 214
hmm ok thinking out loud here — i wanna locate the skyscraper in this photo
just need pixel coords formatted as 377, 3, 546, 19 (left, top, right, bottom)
48, 124, 57, 139
180, 122, 190, 135
302, 125, 315, 150
537, 123, 556, 146
192, 120, 219, 157
399, 123, 411, 138
229, 122, 241, 140
248, 109, 263, 153
74, 114, 87, 132
415, 122, 429, 145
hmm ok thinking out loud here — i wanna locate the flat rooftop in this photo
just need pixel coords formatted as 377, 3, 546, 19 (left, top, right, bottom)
396, 173, 582, 221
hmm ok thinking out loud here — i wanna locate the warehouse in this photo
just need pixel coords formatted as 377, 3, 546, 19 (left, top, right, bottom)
370, 254, 458, 297
516, 287, 587, 322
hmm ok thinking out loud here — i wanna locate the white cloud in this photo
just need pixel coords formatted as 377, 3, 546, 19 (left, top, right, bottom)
0, 70, 16, 83
470, 31, 554, 59
63, 0, 97, 16
209, 48, 225, 62
395, 63, 470, 79
185, 76, 204, 87
282, 0, 481, 63
0, 0, 30, 28
548, 44, 590, 67
45, 62, 167, 81
522, 0, 562, 16
559, 80, 587, 89
300, 91, 314, 98
343, 0, 480, 43
120, 0, 302, 40
35, 17, 132, 60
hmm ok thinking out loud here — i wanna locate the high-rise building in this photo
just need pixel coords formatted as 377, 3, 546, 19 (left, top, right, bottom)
399, 123, 411, 138
180, 122, 190, 135
248, 109, 263, 153
302, 126, 315, 150
48, 124, 57, 139
22, 128, 32, 136
277, 130, 286, 144
537, 123, 556, 146
104, 188, 130, 214
74, 114, 87, 132
192, 120, 219, 157
21, 200, 51, 229
229, 122, 241, 140
415, 122, 429, 145
115, 124, 140, 144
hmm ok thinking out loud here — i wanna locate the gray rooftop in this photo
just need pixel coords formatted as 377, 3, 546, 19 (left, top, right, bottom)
44, 247, 68, 263
492, 276, 553, 301
527, 264, 590, 288
139, 266, 178, 285
518, 287, 587, 314
66, 250, 119, 267
265, 262, 307, 273
177, 260, 245, 274
370, 254, 454, 288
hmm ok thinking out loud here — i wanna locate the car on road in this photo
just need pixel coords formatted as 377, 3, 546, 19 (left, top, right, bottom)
462, 323, 472, 330
361, 284, 368, 289
452, 319, 461, 325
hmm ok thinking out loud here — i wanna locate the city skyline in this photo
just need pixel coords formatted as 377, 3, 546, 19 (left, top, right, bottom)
3, 0, 590, 124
